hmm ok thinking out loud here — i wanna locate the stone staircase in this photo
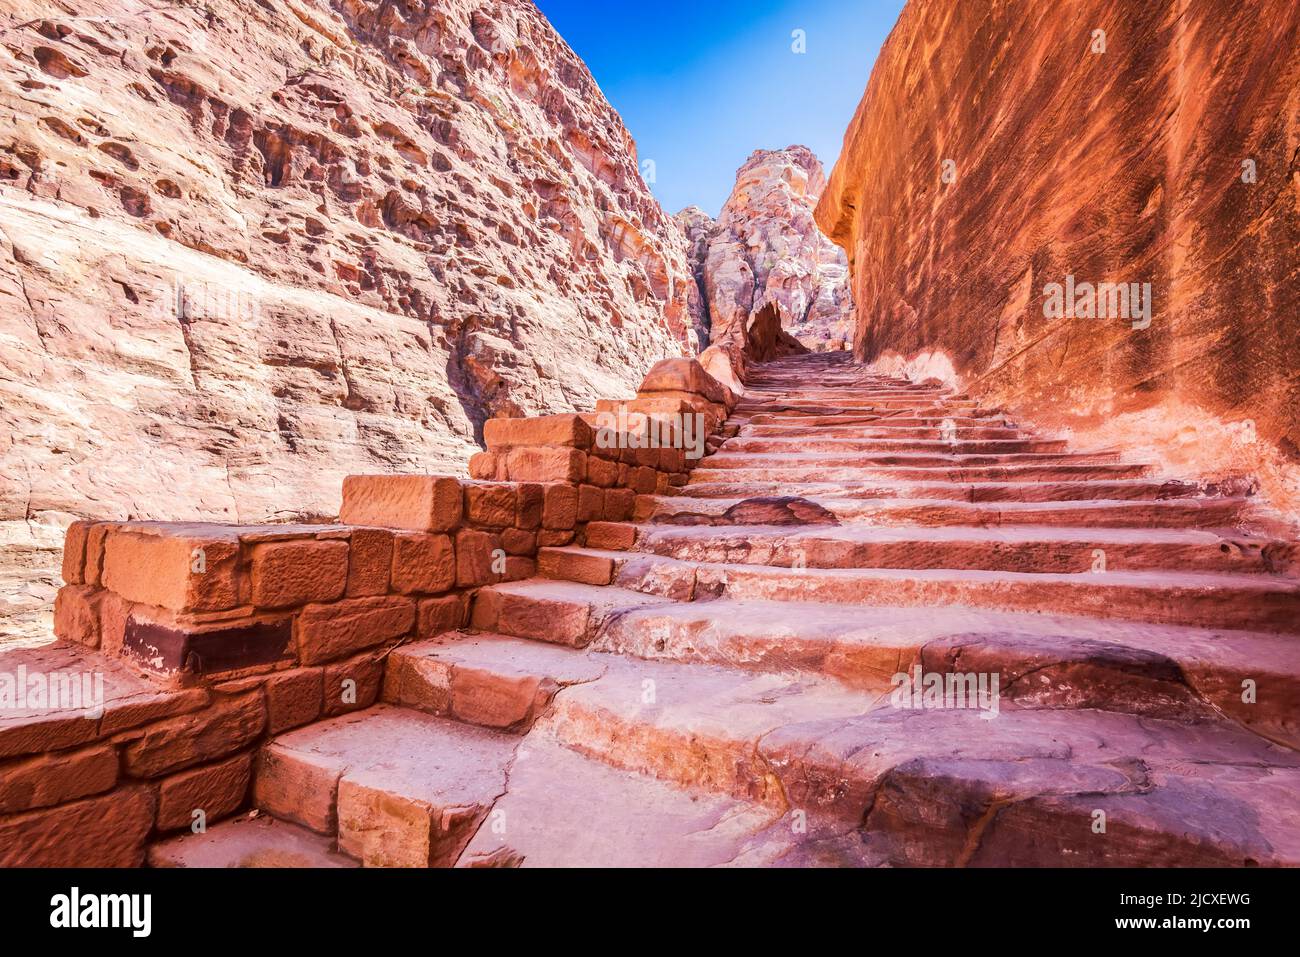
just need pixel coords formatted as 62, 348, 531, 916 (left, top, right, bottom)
152, 352, 1300, 867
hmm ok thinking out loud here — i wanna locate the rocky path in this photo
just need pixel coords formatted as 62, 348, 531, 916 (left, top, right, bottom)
154, 352, 1300, 867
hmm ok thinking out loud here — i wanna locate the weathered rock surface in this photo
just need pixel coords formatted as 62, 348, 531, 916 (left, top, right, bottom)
816, 0, 1300, 523
0, 0, 699, 643
679, 146, 853, 373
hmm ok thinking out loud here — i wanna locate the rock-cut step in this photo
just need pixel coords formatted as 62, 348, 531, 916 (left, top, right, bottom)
675, 477, 1210, 505
617, 523, 1287, 575
535, 548, 1300, 632
637, 492, 1250, 529
531, 652, 1300, 866
249, 702, 801, 867
590, 597, 1300, 745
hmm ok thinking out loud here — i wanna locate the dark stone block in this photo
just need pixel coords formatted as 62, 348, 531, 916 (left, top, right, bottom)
124, 615, 292, 676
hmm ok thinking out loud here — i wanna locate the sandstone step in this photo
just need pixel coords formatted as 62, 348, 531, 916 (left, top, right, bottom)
700, 561, 1300, 632
676, 478, 1205, 504
253, 704, 518, 867
534, 654, 1300, 865
148, 814, 360, 868
593, 598, 1300, 743
734, 400, 994, 416
455, 733, 795, 867
639, 493, 1250, 529
701, 450, 1123, 469
740, 424, 1031, 439
538, 547, 1300, 632
383, 632, 606, 731
251, 700, 805, 867
744, 413, 1010, 428
721, 436, 1070, 454
687, 462, 1154, 483
469, 579, 670, 646
619, 523, 1284, 575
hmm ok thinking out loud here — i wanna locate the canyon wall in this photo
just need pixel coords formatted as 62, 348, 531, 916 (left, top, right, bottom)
0, 0, 700, 640
817, 0, 1300, 521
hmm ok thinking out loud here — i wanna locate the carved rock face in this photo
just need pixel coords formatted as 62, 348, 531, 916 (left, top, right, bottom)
0, 0, 700, 639
816, 0, 1300, 522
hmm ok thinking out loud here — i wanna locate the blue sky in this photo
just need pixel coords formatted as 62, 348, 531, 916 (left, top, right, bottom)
534, 0, 905, 217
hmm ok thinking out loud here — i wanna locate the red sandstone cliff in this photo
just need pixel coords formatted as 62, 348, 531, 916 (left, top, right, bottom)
817, 0, 1300, 522
0, 0, 699, 640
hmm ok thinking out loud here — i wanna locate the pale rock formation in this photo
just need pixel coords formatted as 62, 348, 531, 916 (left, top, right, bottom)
679, 146, 853, 382
0, 0, 699, 642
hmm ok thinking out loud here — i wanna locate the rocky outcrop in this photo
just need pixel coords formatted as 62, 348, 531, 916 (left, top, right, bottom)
816, 0, 1300, 522
678, 146, 853, 390
0, 0, 699, 641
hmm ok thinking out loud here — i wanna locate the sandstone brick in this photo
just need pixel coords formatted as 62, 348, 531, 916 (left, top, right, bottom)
456, 528, 503, 588
340, 474, 463, 531
604, 488, 636, 521
53, 584, 101, 648
504, 556, 535, 581
586, 453, 618, 487
99, 686, 211, 738
655, 471, 673, 494
465, 482, 517, 527
577, 484, 604, 522
0, 787, 155, 867
639, 357, 732, 405
250, 539, 348, 609
346, 527, 393, 597
501, 527, 536, 555
254, 744, 340, 834
84, 522, 114, 586
122, 692, 265, 778
484, 413, 594, 450
297, 596, 415, 665
585, 521, 638, 551
468, 451, 503, 480
659, 447, 687, 472
391, 532, 455, 594
266, 667, 324, 734
542, 483, 578, 529
104, 527, 241, 613
61, 520, 91, 585
121, 611, 293, 677
515, 482, 544, 528
539, 548, 613, 585
505, 446, 586, 482
0, 744, 118, 814
417, 594, 467, 639
323, 651, 385, 716
537, 529, 575, 547
155, 752, 252, 831
631, 466, 659, 494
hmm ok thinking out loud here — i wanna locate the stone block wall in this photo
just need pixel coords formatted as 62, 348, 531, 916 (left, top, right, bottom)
0, 358, 736, 864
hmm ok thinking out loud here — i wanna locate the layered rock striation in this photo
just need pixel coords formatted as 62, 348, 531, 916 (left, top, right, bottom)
0, 0, 699, 640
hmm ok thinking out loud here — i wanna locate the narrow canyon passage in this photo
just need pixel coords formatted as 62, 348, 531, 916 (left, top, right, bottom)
148, 351, 1300, 867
